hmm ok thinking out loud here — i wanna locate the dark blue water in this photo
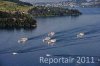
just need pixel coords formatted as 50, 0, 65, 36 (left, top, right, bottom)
78, 8, 100, 14
0, 8, 100, 66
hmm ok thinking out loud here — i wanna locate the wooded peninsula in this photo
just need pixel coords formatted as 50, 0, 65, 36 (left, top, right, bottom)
0, 0, 82, 29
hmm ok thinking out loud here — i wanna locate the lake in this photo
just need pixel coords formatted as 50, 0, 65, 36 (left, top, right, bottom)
0, 8, 100, 66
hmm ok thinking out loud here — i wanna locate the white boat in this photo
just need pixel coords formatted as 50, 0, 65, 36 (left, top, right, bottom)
50, 39, 56, 43
43, 37, 51, 42
77, 32, 85, 38
43, 32, 56, 45
47, 39, 56, 45
18, 37, 28, 43
46, 54, 51, 57
48, 32, 55, 37
12, 52, 18, 55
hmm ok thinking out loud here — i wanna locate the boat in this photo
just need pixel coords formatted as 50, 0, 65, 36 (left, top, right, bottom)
50, 39, 56, 43
77, 32, 85, 38
46, 54, 51, 57
47, 39, 56, 45
48, 32, 55, 37
43, 32, 56, 45
12, 52, 18, 55
43, 37, 51, 42
18, 37, 28, 43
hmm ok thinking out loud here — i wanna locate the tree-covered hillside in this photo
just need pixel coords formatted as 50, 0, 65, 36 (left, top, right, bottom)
0, 0, 37, 29
29, 6, 82, 17
0, 0, 33, 12
1, 0, 33, 6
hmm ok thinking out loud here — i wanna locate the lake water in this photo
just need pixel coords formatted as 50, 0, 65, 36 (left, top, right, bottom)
0, 8, 100, 66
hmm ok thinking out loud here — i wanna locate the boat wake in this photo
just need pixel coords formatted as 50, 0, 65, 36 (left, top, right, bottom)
0, 23, 100, 55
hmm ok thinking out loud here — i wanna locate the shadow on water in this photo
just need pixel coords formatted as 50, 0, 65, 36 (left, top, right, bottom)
0, 28, 36, 32
35, 15, 80, 19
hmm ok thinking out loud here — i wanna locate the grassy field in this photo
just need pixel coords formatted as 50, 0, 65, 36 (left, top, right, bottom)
0, 0, 33, 13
